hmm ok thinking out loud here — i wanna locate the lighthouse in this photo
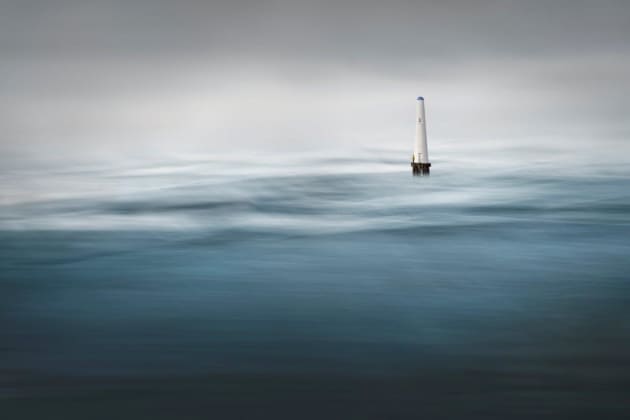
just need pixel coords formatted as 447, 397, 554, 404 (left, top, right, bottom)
411, 96, 431, 175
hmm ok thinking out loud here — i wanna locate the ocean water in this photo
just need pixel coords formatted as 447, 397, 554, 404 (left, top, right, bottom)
1, 148, 630, 419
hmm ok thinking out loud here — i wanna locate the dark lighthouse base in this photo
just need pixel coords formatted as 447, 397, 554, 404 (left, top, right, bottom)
411, 162, 431, 176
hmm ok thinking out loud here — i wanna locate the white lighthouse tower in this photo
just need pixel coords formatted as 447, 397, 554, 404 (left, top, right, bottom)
411, 96, 431, 175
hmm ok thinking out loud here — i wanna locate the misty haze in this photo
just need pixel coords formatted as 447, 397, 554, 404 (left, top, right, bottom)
2, 1, 630, 419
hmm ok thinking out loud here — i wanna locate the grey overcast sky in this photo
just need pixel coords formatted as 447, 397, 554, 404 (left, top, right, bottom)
2, 0, 630, 160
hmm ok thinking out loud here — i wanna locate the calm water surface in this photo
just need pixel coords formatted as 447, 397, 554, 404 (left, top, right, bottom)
1, 150, 629, 418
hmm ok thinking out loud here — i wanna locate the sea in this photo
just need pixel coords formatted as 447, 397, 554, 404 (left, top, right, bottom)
1, 145, 629, 419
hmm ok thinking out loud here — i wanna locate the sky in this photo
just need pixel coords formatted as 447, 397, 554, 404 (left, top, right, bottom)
2, 0, 630, 162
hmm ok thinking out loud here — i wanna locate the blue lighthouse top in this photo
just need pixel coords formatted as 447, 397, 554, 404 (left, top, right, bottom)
417, 96, 424, 101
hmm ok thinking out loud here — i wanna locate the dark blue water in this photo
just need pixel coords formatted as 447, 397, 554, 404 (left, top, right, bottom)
2, 151, 630, 418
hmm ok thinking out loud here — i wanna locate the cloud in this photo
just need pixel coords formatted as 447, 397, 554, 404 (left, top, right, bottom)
1, 0, 629, 160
